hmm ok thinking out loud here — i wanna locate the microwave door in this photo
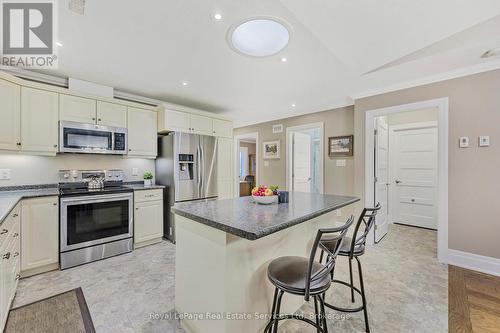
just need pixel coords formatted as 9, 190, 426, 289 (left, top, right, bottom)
174, 132, 199, 202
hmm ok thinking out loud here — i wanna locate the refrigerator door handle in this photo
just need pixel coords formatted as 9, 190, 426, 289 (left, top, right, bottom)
196, 144, 202, 195
200, 142, 204, 196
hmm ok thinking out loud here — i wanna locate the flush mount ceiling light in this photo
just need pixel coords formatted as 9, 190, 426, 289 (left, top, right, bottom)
228, 18, 291, 57
481, 47, 500, 58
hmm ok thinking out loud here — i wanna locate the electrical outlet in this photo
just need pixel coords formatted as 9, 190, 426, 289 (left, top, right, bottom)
0, 169, 11, 180
459, 137, 469, 148
336, 160, 346, 167
479, 136, 490, 147
336, 209, 342, 217
132, 168, 139, 176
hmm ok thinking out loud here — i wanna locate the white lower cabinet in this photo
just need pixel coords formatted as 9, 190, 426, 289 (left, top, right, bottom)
134, 190, 164, 248
0, 203, 21, 331
21, 197, 59, 277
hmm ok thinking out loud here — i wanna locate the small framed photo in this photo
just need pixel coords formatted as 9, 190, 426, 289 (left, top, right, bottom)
329, 135, 353, 157
263, 140, 280, 159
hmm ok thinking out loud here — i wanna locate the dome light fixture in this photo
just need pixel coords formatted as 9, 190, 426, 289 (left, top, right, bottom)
228, 17, 291, 57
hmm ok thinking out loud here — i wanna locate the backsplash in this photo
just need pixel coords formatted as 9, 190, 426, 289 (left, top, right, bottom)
0, 154, 155, 187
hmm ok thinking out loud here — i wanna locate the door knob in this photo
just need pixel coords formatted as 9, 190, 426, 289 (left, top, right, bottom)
395, 180, 402, 184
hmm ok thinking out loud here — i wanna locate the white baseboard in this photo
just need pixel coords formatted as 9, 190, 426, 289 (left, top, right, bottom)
448, 249, 500, 277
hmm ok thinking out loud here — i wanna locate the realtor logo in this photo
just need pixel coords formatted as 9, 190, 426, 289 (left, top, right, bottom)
1, 0, 57, 68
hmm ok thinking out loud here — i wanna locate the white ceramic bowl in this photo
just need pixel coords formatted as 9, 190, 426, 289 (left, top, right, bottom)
252, 195, 278, 205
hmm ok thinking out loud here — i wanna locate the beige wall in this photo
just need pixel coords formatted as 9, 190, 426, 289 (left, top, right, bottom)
387, 107, 438, 125
354, 69, 500, 259
0, 154, 155, 186
234, 106, 355, 198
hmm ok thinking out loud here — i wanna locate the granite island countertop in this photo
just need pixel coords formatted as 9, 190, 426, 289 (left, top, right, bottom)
172, 192, 359, 240
0, 186, 59, 225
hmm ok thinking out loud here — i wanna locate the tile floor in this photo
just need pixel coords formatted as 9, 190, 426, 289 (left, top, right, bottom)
14, 224, 447, 333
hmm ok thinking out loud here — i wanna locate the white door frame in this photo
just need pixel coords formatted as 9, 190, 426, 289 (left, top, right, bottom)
234, 132, 259, 197
365, 98, 449, 263
388, 121, 438, 227
286, 122, 324, 193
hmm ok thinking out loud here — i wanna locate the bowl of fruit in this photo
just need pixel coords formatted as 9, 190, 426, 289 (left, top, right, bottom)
251, 185, 279, 205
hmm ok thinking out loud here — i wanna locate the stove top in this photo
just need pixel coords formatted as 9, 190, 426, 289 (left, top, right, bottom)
59, 185, 133, 197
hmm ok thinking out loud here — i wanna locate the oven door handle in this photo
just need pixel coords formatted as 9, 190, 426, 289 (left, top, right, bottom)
60, 192, 133, 204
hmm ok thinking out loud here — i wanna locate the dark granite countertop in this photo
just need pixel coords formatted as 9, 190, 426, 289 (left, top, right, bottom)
0, 186, 59, 225
172, 193, 359, 240
124, 183, 166, 191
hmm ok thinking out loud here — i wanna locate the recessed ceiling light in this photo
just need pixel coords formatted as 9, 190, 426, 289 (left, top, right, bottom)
482, 48, 500, 58
281, 57, 287, 62
182, 82, 188, 86
214, 13, 222, 20
291, 104, 296, 107
56, 41, 63, 47
229, 18, 290, 57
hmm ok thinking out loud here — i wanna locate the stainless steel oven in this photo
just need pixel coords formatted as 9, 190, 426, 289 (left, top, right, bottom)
59, 121, 127, 155
59, 170, 134, 269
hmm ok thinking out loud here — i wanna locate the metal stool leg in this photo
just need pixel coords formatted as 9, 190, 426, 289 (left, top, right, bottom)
266, 288, 278, 333
273, 290, 284, 333
349, 257, 355, 303
356, 257, 370, 333
313, 296, 321, 333
319, 294, 328, 333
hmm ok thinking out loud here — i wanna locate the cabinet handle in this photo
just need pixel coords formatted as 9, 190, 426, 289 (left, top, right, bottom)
15, 274, 20, 280
53, 203, 57, 206
145, 194, 155, 197
12, 232, 18, 238
12, 252, 19, 258
12, 213, 18, 218
129, 149, 132, 152
98, 118, 102, 121
0, 229, 8, 235
135, 207, 139, 210
2, 252, 10, 260
16, 142, 21, 146
92, 117, 96, 121
53, 144, 58, 148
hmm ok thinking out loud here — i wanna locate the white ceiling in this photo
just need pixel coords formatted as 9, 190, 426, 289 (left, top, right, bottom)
40, 0, 500, 127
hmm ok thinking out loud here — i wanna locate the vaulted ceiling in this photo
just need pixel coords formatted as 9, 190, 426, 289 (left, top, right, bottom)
40, 0, 500, 126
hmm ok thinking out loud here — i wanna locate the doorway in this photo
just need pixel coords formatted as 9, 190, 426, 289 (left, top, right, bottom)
234, 133, 258, 197
286, 123, 324, 193
365, 98, 448, 263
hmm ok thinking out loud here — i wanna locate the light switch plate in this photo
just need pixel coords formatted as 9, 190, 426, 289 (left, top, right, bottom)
479, 136, 490, 147
459, 137, 469, 148
336, 159, 346, 167
0, 169, 11, 180
132, 168, 139, 176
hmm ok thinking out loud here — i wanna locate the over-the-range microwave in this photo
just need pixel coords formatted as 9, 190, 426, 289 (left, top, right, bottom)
59, 121, 127, 155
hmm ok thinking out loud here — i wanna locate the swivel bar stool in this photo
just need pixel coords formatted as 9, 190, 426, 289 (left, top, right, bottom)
320, 204, 381, 333
264, 215, 354, 333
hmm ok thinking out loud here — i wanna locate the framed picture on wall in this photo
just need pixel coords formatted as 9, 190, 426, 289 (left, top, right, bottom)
328, 135, 353, 157
263, 140, 280, 159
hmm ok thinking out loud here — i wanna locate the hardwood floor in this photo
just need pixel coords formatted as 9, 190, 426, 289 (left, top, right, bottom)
449, 265, 500, 333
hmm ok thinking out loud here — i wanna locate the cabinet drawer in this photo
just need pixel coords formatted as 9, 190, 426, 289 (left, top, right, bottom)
0, 203, 20, 249
134, 189, 163, 203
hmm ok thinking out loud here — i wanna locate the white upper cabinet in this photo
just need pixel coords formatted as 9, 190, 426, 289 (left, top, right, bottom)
158, 108, 231, 138
21, 87, 59, 154
190, 114, 213, 135
59, 94, 97, 123
127, 107, 157, 158
0, 80, 21, 151
213, 119, 233, 138
97, 101, 127, 128
161, 109, 191, 132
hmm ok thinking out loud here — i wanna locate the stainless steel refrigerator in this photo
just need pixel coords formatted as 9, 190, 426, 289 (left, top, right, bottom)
155, 132, 218, 242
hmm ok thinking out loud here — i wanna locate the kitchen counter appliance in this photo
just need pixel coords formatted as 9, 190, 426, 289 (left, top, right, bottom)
59, 169, 133, 269
59, 121, 127, 155
156, 132, 218, 242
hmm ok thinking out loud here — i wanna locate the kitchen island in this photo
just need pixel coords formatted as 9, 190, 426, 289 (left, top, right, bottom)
172, 193, 359, 333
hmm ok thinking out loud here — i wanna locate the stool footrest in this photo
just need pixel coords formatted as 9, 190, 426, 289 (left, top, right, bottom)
324, 279, 365, 313
264, 314, 327, 333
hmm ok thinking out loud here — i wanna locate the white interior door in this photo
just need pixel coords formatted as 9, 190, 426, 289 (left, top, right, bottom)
374, 117, 389, 242
292, 132, 312, 192
392, 125, 438, 229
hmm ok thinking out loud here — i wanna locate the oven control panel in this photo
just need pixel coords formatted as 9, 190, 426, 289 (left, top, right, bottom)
58, 170, 125, 183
